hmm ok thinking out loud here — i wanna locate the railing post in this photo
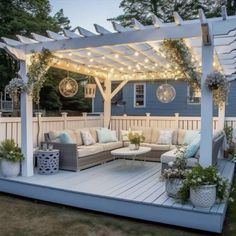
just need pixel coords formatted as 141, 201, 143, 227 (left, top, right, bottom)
82, 112, 87, 127
0, 112, 2, 118
174, 113, 179, 129
100, 113, 104, 128
61, 112, 68, 130
35, 112, 42, 147
146, 113, 151, 127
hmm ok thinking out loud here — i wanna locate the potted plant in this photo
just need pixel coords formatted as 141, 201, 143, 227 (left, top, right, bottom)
0, 139, 24, 177
161, 146, 188, 198
178, 165, 229, 208
224, 124, 235, 158
128, 132, 145, 150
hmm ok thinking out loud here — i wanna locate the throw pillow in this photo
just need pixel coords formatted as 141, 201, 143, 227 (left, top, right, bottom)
120, 130, 129, 142
57, 132, 74, 144
185, 135, 201, 158
183, 130, 200, 145
80, 130, 96, 146
97, 128, 118, 143
157, 130, 173, 145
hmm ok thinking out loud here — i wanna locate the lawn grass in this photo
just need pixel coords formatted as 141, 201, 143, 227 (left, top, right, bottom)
0, 177, 235, 236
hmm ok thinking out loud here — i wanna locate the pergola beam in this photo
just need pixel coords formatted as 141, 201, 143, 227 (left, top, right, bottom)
94, 76, 106, 100
14, 23, 202, 54
111, 79, 128, 99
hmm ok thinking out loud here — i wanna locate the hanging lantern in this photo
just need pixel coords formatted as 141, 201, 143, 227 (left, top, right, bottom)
59, 77, 78, 97
156, 84, 176, 103
84, 77, 96, 98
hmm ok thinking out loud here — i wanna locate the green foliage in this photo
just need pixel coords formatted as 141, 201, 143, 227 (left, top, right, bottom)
160, 39, 200, 87
128, 132, 145, 145
161, 145, 188, 180
27, 49, 53, 104
0, 139, 24, 162
224, 124, 235, 155
110, 0, 231, 26
178, 165, 229, 203
0, 0, 73, 112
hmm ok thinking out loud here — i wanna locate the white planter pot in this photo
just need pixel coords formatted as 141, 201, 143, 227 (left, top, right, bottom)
165, 178, 183, 198
190, 184, 216, 208
0, 160, 20, 178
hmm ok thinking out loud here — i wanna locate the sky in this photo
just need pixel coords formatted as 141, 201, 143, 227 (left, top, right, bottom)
49, 0, 123, 33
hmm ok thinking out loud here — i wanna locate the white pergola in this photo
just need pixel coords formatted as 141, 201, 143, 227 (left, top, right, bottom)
1, 6, 236, 176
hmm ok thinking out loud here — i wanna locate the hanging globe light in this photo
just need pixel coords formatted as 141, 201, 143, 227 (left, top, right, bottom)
156, 84, 176, 103
59, 77, 78, 97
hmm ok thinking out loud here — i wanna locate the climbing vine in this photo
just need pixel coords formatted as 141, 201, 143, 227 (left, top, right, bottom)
160, 39, 200, 89
27, 48, 53, 104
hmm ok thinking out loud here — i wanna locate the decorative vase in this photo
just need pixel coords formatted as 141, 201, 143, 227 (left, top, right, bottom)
165, 178, 183, 198
0, 160, 20, 177
129, 143, 140, 150
190, 184, 216, 208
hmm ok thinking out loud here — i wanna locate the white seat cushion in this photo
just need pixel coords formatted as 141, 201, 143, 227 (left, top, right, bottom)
140, 143, 172, 151
161, 149, 198, 167
96, 141, 123, 152
77, 145, 103, 158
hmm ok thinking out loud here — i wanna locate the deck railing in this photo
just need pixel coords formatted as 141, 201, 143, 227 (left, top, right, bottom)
0, 113, 103, 147
110, 113, 236, 139
0, 113, 236, 147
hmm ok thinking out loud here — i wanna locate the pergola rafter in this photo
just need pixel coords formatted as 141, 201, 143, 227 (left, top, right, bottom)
1, 6, 236, 176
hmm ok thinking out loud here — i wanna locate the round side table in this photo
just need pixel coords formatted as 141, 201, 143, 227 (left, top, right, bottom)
36, 149, 60, 175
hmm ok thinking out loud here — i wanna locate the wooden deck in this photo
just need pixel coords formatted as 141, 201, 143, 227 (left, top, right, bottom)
0, 159, 234, 233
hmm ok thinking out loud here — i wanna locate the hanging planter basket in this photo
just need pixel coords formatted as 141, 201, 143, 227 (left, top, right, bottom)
84, 83, 96, 98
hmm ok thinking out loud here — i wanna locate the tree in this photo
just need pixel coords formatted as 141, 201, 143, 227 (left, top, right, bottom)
110, 0, 234, 26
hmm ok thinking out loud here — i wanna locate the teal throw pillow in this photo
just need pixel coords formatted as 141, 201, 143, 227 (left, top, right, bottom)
97, 128, 117, 143
183, 130, 200, 145
57, 132, 74, 144
185, 135, 201, 158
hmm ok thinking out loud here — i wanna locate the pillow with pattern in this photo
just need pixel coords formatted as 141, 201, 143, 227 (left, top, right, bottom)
80, 130, 96, 146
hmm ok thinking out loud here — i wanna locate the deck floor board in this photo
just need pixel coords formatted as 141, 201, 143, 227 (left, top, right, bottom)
0, 159, 234, 233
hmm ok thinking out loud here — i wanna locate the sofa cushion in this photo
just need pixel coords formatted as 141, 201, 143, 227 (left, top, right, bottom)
177, 129, 186, 145
141, 143, 171, 151
74, 129, 83, 145
96, 141, 123, 152
183, 130, 200, 145
97, 128, 118, 143
90, 127, 99, 143
49, 130, 77, 143
160, 149, 198, 167
80, 130, 96, 146
185, 135, 201, 158
120, 130, 129, 142
151, 128, 160, 143
77, 145, 104, 158
157, 130, 173, 145
58, 132, 74, 144
172, 130, 178, 145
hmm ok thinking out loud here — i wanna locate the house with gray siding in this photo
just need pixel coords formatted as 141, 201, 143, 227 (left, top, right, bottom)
93, 80, 236, 117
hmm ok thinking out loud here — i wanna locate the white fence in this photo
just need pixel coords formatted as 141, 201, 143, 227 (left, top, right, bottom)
1, 113, 236, 147
110, 114, 236, 139
0, 113, 103, 147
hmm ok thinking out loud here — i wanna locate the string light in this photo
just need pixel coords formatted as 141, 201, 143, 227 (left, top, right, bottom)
87, 52, 91, 56
134, 52, 139, 56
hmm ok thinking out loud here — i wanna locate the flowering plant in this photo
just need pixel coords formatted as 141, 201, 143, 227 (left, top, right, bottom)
205, 72, 229, 107
0, 139, 24, 162
5, 77, 29, 96
128, 132, 145, 145
178, 165, 230, 203
161, 145, 189, 180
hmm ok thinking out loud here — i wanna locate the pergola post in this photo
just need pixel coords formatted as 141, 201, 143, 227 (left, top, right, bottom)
103, 76, 111, 128
19, 60, 34, 177
218, 103, 226, 130
199, 32, 214, 167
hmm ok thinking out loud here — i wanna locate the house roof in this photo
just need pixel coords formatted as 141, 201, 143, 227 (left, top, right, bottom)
1, 6, 236, 81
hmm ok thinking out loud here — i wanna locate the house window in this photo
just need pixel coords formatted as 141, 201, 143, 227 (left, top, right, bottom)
134, 83, 146, 108
188, 85, 201, 104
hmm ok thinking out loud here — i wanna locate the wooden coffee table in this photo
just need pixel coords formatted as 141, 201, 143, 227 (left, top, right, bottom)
111, 147, 151, 162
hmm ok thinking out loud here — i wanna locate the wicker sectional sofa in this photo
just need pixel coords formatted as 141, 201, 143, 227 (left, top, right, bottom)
43, 127, 226, 172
